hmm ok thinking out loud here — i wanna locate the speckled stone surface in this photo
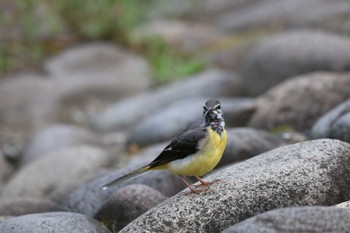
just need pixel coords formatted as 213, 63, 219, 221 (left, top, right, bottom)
0, 212, 111, 233
335, 200, 350, 209
120, 139, 350, 233
221, 206, 350, 233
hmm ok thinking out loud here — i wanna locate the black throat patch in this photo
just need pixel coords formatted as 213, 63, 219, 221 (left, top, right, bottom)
209, 122, 224, 136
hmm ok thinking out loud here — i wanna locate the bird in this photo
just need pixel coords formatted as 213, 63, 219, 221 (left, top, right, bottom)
102, 99, 227, 194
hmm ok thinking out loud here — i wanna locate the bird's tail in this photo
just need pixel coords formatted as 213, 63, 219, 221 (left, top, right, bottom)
101, 166, 150, 190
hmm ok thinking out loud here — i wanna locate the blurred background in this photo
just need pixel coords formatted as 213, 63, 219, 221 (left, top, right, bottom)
1, 0, 350, 226
2, 0, 350, 161
1, 0, 207, 80
2, 0, 350, 167
0, 0, 350, 231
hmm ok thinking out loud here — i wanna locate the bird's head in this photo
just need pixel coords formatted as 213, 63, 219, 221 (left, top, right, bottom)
203, 99, 224, 125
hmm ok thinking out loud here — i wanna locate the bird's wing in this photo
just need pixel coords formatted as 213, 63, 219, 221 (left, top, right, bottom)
148, 127, 208, 169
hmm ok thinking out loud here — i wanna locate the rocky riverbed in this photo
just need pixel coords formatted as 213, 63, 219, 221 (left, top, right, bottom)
1, 0, 350, 232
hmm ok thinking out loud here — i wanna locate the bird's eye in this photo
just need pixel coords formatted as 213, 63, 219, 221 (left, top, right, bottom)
203, 106, 208, 111
216, 105, 221, 110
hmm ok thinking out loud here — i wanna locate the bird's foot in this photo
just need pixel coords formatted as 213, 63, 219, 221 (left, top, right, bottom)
194, 179, 220, 188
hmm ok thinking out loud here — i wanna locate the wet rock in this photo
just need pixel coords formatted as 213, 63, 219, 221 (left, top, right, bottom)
120, 139, 350, 232
0, 198, 60, 216
126, 97, 253, 147
61, 144, 185, 217
240, 30, 350, 95
221, 206, 350, 233
248, 72, 350, 131
93, 69, 242, 132
219, 127, 285, 167
22, 124, 100, 166
0, 212, 111, 233
312, 98, 350, 143
1, 145, 111, 200
95, 184, 167, 231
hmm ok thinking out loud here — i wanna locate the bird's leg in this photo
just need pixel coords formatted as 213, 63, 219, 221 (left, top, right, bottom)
178, 175, 206, 194
194, 176, 220, 188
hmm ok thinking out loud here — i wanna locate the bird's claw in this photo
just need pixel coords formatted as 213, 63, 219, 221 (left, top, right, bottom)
194, 179, 220, 188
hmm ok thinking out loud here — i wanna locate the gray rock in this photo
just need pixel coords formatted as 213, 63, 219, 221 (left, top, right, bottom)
276, 131, 308, 144
1, 145, 111, 200
0, 198, 60, 216
180, 0, 255, 20
221, 206, 350, 233
45, 43, 152, 126
240, 30, 350, 95
217, 0, 350, 33
126, 97, 253, 147
0, 212, 111, 233
0, 151, 14, 186
248, 72, 350, 131
312, 98, 350, 143
219, 127, 285, 167
92, 69, 242, 132
95, 184, 167, 232
45, 43, 152, 98
120, 139, 350, 233
22, 124, 100, 166
0, 74, 57, 129
336, 200, 350, 208
61, 144, 185, 217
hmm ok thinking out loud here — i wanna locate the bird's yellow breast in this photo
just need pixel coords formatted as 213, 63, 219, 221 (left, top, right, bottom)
167, 128, 227, 176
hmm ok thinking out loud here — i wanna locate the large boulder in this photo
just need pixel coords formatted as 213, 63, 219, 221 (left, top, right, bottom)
120, 139, 350, 232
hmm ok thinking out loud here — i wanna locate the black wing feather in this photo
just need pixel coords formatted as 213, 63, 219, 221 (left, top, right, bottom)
148, 127, 207, 168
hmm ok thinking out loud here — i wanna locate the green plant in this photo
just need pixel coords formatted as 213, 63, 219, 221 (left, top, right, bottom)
137, 36, 205, 84
1, 0, 205, 83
